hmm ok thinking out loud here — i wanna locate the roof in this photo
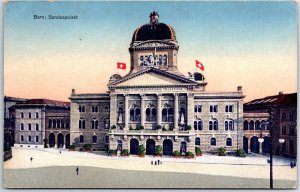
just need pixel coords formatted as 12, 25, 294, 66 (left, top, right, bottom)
25, 99, 70, 106
132, 23, 176, 42
245, 93, 297, 107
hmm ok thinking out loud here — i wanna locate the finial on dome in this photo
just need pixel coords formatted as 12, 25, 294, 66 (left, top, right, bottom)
149, 11, 159, 24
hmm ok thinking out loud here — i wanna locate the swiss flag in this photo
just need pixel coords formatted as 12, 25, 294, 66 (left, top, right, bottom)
195, 60, 204, 71
117, 62, 126, 70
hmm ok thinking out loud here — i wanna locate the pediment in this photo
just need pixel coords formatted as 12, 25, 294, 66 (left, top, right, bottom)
108, 68, 198, 88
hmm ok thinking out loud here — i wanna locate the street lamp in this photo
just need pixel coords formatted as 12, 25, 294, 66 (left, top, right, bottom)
267, 107, 275, 189
279, 138, 285, 156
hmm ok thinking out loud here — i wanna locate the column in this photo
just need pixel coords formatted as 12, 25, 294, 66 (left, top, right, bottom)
259, 141, 263, 154
174, 93, 179, 131
124, 94, 129, 130
248, 138, 251, 153
141, 94, 145, 127
187, 93, 194, 130
110, 94, 117, 128
157, 94, 162, 126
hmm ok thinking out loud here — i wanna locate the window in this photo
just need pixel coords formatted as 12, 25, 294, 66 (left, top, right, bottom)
79, 135, 84, 143
92, 105, 99, 112
244, 120, 248, 130
66, 120, 70, 128
28, 123, 31, 131
35, 123, 39, 131
209, 119, 218, 130
282, 112, 286, 119
49, 119, 52, 128
249, 120, 254, 130
210, 138, 216, 146
28, 112, 32, 118
53, 120, 56, 128
162, 107, 174, 122
35, 112, 39, 118
195, 137, 201, 146
79, 106, 85, 112
226, 138, 232, 146
255, 120, 260, 130
79, 119, 85, 129
92, 119, 99, 129
146, 108, 157, 122
28, 135, 32, 142
104, 119, 110, 129
92, 135, 97, 143
289, 111, 294, 120
210, 105, 218, 112
194, 120, 203, 130
20, 123, 24, 130
35, 136, 39, 142
194, 105, 202, 113
20, 112, 24, 118
57, 120, 61, 128
225, 119, 234, 131
130, 107, 141, 122
282, 125, 286, 135
20, 135, 24, 142
225, 105, 234, 112
289, 126, 295, 135
105, 105, 109, 112
213, 120, 218, 130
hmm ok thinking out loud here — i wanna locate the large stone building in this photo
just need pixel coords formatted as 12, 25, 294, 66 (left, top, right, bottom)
11, 99, 70, 148
70, 11, 245, 155
244, 92, 297, 158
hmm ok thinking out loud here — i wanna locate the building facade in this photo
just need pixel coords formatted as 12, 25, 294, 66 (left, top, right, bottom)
12, 99, 70, 148
69, 12, 245, 155
244, 92, 297, 158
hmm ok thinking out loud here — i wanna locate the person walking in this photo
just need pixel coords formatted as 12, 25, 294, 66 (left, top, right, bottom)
158, 159, 160, 165
290, 161, 294, 168
76, 166, 79, 175
30, 157, 33, 162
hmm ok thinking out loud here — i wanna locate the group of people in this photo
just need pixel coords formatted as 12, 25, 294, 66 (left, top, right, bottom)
151, 159, 162, 165
290, 161, 296, 168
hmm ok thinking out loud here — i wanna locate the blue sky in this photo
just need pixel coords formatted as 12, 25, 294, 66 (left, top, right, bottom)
4, 1, 297, 101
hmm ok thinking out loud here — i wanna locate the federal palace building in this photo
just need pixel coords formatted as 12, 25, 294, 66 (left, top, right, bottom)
69, 11, 245, 155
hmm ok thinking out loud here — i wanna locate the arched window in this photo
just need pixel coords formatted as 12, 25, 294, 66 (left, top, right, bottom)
162, 108, 168, 122
168, 108, 174, 122
261, 121, 266, 130
20, 123, 24, 130
57, 120, 61, 128
226, 138, 232, 146
20, 135, 24, 142
66, 120, 70, 128
244, 120, 248, 130
210, 138, 216, 146
35, 123, 39, 131
92, 135, 97, 143
28, 123, 31, 131
213, 120, 218, 130
79, 119, 85, 129
49, 119, 52, 128
53, 120, 57, 128
135, 108, 141, 121
35, 136, 39, 142
80, 135, 84, 143
209, 121, 213, 130
255, 120, 260, 130
282, 125, 287, 135
225, 121, 229, 131
28, 135, 32, 142
146, 108, 151, 121
28, 112, 32, 118
151, 108, 157, 121
289, 125, 295, 135
249, 120, 254, 130
194, 121, 197, 130
195, 137, 201, 146
35, 112, 39, 118
20, 112, 24, 118
197, 120, 202, 130
229, 120, 234, 131
130, 108, 135, 121
92, 119, 99, 129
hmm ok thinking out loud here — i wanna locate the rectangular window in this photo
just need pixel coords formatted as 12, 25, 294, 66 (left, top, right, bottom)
79, 106, 85, 112
229, 105, 234, 112
213, 105, 218, 112
28, 112, 31, 118
20, 112, 24, 118
35, 112, 39, 118
195, 105, 202, 113
36, 136, 39, 142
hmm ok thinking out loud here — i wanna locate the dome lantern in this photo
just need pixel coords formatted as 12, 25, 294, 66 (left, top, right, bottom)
149, 11, 159, 24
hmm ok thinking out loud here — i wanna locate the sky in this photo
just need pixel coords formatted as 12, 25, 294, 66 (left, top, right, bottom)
4, 1, 298, 102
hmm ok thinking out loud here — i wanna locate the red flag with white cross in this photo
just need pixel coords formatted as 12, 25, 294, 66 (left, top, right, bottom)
195, 60, 204, 71
117, 62, 126, 70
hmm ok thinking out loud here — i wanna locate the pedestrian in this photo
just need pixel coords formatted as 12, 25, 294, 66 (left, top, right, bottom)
155, 161, 157, 165
290, 161, 294, 168
76, 166, 79, 175
30, 157, 33, 162
59, 151, 61, 154
158, 159, 160, 165
151, 161, 153, 165
293, 161, 296, 167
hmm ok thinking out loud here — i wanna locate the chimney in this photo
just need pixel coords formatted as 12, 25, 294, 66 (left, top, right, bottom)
71, 89, 76, 95
237, 86, 242, 92
279, 91, 283, 95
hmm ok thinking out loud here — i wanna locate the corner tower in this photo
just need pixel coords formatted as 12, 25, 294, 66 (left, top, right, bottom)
129, 11, 182, 76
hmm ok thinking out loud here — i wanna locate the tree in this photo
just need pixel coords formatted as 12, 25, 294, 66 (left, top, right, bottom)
156, 145, 162, 156
43, 138, 48, 148
138, 145, 145, 156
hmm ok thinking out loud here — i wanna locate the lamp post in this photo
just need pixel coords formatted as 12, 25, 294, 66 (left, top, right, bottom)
279, 138, 285, 156
267, 107, 275, 189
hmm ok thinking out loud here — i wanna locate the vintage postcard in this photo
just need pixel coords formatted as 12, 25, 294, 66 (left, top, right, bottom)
3, 0, 297, 189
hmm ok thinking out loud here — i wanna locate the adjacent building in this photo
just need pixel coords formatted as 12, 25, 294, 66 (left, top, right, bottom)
11, 99, 70, 148
244, 92, 297, 158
